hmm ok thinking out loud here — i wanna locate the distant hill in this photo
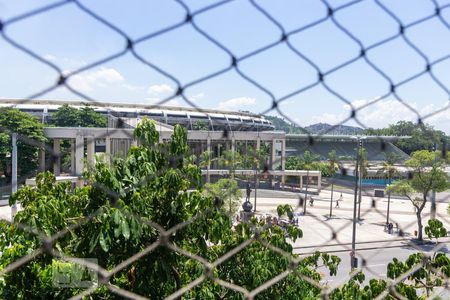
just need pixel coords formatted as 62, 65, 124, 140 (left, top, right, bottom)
264, 116, 363, 135
264, 115, 304, 134
305, 123, 364, 135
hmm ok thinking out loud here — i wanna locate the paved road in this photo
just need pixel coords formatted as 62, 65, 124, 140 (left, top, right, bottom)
252, 186, 450, 202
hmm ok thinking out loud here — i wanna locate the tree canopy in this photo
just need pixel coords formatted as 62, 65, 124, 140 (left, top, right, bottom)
387, 150, 449, 241
1, 119, 340, 299
364, 121, 448, 155
50, 104, 107, 127
0, 107, 46, 180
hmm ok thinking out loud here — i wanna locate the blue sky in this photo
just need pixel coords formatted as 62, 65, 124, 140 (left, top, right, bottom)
1, 0, 449, 133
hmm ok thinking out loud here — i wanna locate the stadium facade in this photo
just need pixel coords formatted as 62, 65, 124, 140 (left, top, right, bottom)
1, 99, 409, 188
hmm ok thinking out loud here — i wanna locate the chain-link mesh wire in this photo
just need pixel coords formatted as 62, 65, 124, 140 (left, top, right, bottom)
0, 0, 449, 299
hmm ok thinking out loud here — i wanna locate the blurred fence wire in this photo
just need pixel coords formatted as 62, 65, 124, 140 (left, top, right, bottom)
0, 0, 450, 299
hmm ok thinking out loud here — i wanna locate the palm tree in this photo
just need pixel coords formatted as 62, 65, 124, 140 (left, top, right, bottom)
199, 150, 213, 183
301, 150, 319, 214
217, 149, 242, 179
377, 152, 400, 224
328, 150, 340, 217
356, 147, 369, 220
376, 152, 401, 185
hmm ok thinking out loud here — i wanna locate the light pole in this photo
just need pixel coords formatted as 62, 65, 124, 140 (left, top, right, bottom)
386, 184, 391, 225
357, 139, 364, 220
351, 138, 362, 269
430, 142, 437, 219
329, 178, 334, 218
11, 133, 18, 218
254, 163, 258, 212
303, 170, 309, 214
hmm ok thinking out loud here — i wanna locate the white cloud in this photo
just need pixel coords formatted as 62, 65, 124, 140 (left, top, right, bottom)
311, 112, 345, 125
43, 54, 56, 61
189, 92, 205, 102
69, 67, 124, 92
218, 97, 256, 110
147, 84, 174, 95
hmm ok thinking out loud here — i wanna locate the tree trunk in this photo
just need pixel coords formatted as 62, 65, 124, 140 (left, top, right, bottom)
416, 211, 423, 241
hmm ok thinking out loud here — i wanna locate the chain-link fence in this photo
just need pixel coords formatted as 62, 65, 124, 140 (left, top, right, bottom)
0, 0, 449, 299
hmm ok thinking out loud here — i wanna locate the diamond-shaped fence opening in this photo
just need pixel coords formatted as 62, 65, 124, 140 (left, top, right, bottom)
0, 0, 449, 299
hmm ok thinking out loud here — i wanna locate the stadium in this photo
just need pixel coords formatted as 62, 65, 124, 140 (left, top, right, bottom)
1, 99, 410, 188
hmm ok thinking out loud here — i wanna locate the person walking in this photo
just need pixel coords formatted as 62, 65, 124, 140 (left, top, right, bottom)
335, 193, 343, 208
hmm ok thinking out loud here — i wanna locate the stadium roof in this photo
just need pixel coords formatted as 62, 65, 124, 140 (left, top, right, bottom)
286, 134, 410, 141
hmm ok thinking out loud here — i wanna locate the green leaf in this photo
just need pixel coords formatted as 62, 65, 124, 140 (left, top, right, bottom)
121, 219, 130, 240
99, 232, 109, 252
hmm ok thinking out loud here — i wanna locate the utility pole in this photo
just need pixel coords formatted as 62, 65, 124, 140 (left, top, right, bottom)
11, 133, 18, 218
329, 178, 334, 218
357, 139, 363, 220
386, 184, 391, 225
303, 170, 309, 214
254, 165, 258, 212
430, 142, 437, 219
351, 138, 361, 269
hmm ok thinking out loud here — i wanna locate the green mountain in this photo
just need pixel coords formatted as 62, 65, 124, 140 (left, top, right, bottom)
265, 115, 363, 135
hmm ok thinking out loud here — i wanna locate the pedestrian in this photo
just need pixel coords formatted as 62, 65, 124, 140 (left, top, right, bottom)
388, 222, 393, 234
336, 193, 343, 208
299, 195, 304, 208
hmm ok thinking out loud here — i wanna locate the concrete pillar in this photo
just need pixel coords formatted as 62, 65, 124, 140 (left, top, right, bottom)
105, 137, 111, 165
318, 172, 322, 193
271, 139, 276, 170
70, 139, 75, 175
300, 175, 303, 191
38, 142, 46, 173
53, 138, 61, 176
131, 139, 138, 147
86, 136, 95, 166
105, 137, 111, 154
271, 139, 276, 188
231, 137, 235, 153
256, 137, 261, 151
75, 135, 84, 176
206, 137, 211, 183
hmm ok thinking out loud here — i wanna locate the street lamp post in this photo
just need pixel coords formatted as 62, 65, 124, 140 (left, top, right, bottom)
386, 184, 391, 225
303, 170, 309, 214
351, 138, 362, 269
254, 165, 258, 212
430, 142, 437, 219
11, 133, 18, 219
329, 178, 334, 218
357, 139, 363, 220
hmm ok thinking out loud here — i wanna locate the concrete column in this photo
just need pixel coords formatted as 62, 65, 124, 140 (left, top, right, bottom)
86, 136, 95, 166
270, 139, 276, 188
318, 173, 322, 193
53, 138, 61, 176
105, 137, 111, 155
131, 139, 138, 147
75, 135, 84, 176
300, 175, 303, 191
38, 142, 46, 173
256, 137, 261, 151
206, 137, 211, 183
70, 139, 75, 175
271, 139, 276, 170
